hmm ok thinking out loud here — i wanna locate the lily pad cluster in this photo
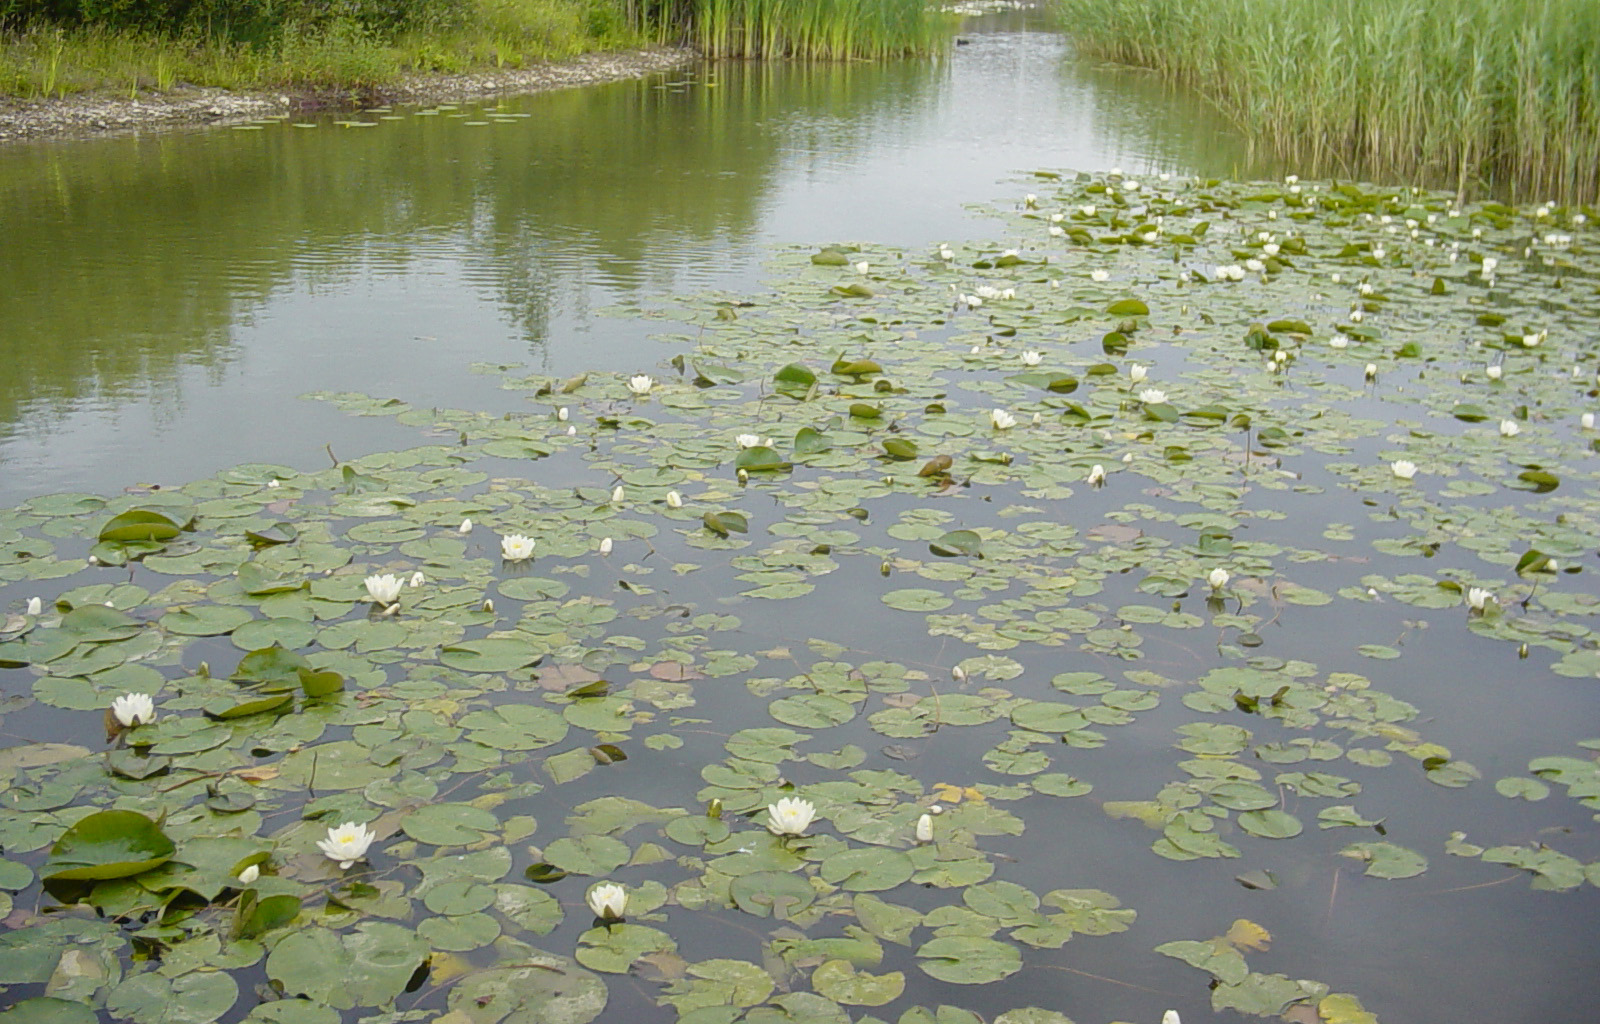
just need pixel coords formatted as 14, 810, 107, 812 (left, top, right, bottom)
1, 172, 1598, 1024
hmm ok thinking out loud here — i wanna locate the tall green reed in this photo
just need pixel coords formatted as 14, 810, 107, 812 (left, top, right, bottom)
1055, 0, 1600, 202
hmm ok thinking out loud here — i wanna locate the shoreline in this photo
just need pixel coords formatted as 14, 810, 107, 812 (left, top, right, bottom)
0, 46, 697, 145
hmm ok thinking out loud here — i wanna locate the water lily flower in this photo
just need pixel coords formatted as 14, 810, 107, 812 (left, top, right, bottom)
1090, 269, 1110, 282
1348, 308, 1364, 323
566, 425, 577, 436
599, 537, 613, 555
1021, 350, 1043, 366
112, 692, 155, 727
1217, 264, 1245, 281
1129, 363, 1148, 384
1391, 460, 1418, 480
557, 406, 569, 422
501, 534, 536, 561
766, 797, 817, 836
1263, 243, 1280, 256
611, 485, 625, 503
963, 294, 983, 308
1079, 204, 1096, 216
1466, 587, 1494, 611
1499, 419, 1521, 437
237, 864, 260, 884
25, 597, 41, 615
1547, 559, 1560, 572
1521, 330, 1546, 348
1087, 464, 1106, 487
266, 479, 280, 489
317, 822, 375, 869
1024, 193, 1037, 207
938, 245, 954, 261
1480, 256, 1497, 273
627, 375, 653, 396
1582, 413, 1595, 430
1486, 365, 1502, 380
1138, 388, 1168, 404
736, 433, 764, 448
1365, 363, 1378, 380
409, 571, 425, 588
1245, 258, 1265, 273
952, 665, 967, 682
1371, 246, 1386, 259
666, 490, 684, 509
737, 468, 749, 484
482, 598, 495, 613
990, 409, 1017, 430
1208, 567, 1230, 590
916, 813, 934, 843
587, 882, 627, 920
854, 261, 870, 274
1050, 212, 1064, 222
364, 573, 403, 605
1330, 334, 1349, 349
1163, 1013, 1181, 1024
458, 518, 473, 534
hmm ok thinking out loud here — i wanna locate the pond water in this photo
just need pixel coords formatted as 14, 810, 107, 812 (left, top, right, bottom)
2, 12, 1599, 1024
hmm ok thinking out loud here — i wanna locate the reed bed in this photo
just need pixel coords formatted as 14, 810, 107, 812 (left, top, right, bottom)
688, 0, 948, 59
1054, 0, 1600, 202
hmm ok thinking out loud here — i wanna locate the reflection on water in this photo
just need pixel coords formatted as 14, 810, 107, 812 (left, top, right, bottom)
0, 22, 1270, 504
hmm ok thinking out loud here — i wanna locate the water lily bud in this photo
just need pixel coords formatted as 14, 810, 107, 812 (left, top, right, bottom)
566, 425, 577, 436
587, 882, 627, 920
928, 803, 944, 815
237, 864, 260, 885
1087, 464, 1106, 487
737, 468, 749, 484
1546, 559, 1559, 572
611, 485, 625, 503
1486, 365, 1502, 380
1519, 643, 1529, 659
599, 537, 613, 555
952, 666, 967, 683
880, 560, 891, 576
916, 813, 934, 843
1582, 412, 1595, 430
87, 555, 98, 565
482, 598, 495, 613
459, 518, 473, 534
266, 479, 280, 489
707, 798, 723, 820
1365, 363, 1378, 380
1122, 452, 1134, 463
557, 406, 569, 421
666, 490, 684, 509
1163, 1012, 1181, 1024
854, 261, 870, 274
409, 571, 425, 588
25, 597, 41, 615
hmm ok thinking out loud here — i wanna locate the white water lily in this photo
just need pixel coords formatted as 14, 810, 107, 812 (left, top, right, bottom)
501, 534, 536, 561
1050, 212, 1064, 222
1499, 419, 1521, 437
317, 822, 375, 870
1521, 329, 1546, 348
952, 665, 967, 683
1359, 281, 1374, 296
1024, 193, 1037, 207
1330, 334, 1349, 349
266, 479, 280, 489
736, 433, 764, 448
587, 882, 627, 920
1486, 365, 1502, 381
1138, 387, 1168, 404
1090, 269, 1110, 282
1365, 363, 1378, 380
1079, 204, 1096, 216
766, 796, 817, 836
364, 573, 403, 605
237, 864, 260, 885
627, 374, 653, 396
1582, 412, 1595, 430
555, 406, 570, 422
1208, 567, 1231, 590
1217, 264, 1245, 281
1129, 363, 1148, 384
1467, 587, 1494, 612
1391, 459, 1418, 480
1162, 1012, 1181, 1024
1480, 255, 1497, 273
409, 571, 425, 588
962, 294, 983, 308
459, 518, 473, 534
916, 813, 934, 843
666, 490, 684, 509
599, 537, 613, 555
611, 485, 625, 503
938, 244, 954, 261
1348, 308, 1364, 323
25, 596, 41, 616
1244, 258, 1265, 273
1087, 464, 1106, 487
1262, 242, 1279, 256
1020, 350, 1043, 366
112, 692, 155, 727
854, 261, 870, 274
990, 408, 1017, 430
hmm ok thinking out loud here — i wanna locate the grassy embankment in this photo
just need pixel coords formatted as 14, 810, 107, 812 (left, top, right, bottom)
1054, 0, 1600, 201
0, 0, 948, 100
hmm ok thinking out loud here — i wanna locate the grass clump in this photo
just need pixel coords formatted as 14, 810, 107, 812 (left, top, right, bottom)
1053, 0, 1600, 202
0, 0, 640, 97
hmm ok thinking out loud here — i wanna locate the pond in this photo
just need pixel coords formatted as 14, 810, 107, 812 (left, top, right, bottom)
2, 12, 1598, 1024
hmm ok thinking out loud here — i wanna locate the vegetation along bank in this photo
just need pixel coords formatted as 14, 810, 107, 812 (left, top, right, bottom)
1053, 0, 1600, 202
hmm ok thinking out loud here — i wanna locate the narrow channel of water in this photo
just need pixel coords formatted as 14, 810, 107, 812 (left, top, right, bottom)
0, 15, 1272, 506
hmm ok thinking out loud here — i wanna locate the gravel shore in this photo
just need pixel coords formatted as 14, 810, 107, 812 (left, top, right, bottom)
0, 46, 696, 144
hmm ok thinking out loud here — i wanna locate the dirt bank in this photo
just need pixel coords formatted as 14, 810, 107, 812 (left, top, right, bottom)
0, 46, 696, 144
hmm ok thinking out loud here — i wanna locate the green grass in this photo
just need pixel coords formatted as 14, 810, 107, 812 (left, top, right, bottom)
688, 0, 950, 60
0, 1, 639, 98
1053, 0, 1600, 202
